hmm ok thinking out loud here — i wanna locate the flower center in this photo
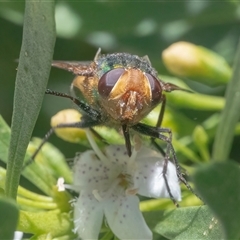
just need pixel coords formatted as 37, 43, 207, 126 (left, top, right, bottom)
118, 173, 131, 189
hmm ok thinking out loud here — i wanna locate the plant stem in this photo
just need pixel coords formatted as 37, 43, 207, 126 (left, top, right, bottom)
212, 39, 240, 161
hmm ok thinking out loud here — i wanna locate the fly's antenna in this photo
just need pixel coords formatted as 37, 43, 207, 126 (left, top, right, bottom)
162, 82, 193, 93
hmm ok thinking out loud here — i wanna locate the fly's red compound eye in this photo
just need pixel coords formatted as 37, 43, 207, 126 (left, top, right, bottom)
98, 68, 125, 98
145, 73, 162, 104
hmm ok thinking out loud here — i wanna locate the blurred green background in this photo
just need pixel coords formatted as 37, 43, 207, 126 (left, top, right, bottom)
1, 1, 240, 159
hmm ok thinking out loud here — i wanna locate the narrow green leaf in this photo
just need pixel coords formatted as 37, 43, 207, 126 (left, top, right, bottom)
192, 125, 210, 162
145, 206, 224, 240
5, 1, 56, 199
0, 115, 11, 163
31, 138, 72, 184
212, 39, 240, 162
0, 197, 19, 239
192, 162, 240, 240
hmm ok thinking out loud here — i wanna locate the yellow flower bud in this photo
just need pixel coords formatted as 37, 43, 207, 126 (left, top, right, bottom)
162, 41, 232, 87
51, 109, 87, 144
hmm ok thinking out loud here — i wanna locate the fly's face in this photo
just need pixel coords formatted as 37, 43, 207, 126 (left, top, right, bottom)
98, 67, 162, 125
94, 51, 164, 125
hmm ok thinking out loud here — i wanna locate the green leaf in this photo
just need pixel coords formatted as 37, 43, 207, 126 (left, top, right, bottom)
0, 197, 19, 239
0, 116, 71, 197
192, 162, 240, 240
0, 115, 11, 163
192, 125, 210, 162
144, 206, 224, 240
212, 39, 240, 162
30, 138, 73, 184
18, 209, 74, 239
5, 1, 56, 199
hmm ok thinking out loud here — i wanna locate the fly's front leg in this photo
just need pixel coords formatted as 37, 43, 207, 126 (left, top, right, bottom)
45, 89, 101, 121
159, 127, 203, 202
151, 95, 166, 156
155, 128, 180, 207
23, 117, 102, 170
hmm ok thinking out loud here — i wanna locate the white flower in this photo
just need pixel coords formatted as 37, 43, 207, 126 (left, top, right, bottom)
72, 130, 181, 240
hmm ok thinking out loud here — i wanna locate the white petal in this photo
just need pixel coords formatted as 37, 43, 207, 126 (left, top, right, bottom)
104, 195, 152, 240
73, 150, 119, 192
135, 155, 181, 201
74, 191, 104, 240
13, 231, 23, 240
162, 161, 181, 201
105, 145, 130, 165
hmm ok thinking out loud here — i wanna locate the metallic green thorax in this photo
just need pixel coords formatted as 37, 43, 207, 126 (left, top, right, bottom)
95, 53, 158, 79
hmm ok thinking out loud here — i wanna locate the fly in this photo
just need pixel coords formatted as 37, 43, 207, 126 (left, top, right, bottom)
28, 49, 199, 205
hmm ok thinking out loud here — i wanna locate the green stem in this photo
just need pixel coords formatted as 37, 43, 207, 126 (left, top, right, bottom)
212, 39, 240, 161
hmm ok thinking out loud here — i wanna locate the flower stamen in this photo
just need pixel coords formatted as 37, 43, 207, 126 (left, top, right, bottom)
103, 178, 122, 199
126, 188, 138, 195
92, 189, 103, 201
85, 129, 109, 165
118, 173, 131, 189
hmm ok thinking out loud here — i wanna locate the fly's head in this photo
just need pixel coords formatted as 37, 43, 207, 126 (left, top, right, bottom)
52, 49, 191, 126
96, 53, 163, 125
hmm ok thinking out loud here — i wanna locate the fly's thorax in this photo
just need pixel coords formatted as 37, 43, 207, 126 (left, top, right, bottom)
95, 52, 158, 78
98, 67, 162, 125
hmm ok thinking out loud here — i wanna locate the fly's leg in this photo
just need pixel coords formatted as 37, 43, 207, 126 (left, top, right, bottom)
153, 96, 202, 201
90, 128, 109, 145
122, 124, 132, 157
148, 95, 179, 205
23, 119, 102, 170
45, 89, 101, 121
151, 95, 166, 156
132, 123, 179, 206
23, 89, 103, 170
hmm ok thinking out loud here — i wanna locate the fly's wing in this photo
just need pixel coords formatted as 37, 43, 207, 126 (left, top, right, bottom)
52, 61, 101, 109
52, 59, 104, 117
52, 60, 96, 76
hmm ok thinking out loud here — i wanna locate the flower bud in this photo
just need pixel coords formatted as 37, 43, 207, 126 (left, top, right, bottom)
162, 42, 232, 87
51, 109, 87, 144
